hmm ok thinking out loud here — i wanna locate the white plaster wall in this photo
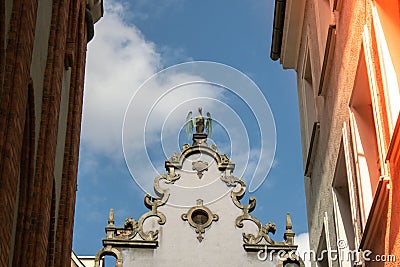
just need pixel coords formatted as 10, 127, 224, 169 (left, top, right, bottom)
121, 154, 278, 266
165, 153, 232, 207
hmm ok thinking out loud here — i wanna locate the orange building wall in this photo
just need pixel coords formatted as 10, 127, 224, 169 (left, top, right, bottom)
376, 0, 400, 266
272, 0, 400, 266
387, 115, 400, 266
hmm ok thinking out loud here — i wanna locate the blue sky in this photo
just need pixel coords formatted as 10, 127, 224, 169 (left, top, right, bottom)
73, 0, 309, 256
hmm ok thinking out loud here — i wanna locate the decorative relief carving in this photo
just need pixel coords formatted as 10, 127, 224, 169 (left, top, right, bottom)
181, 199, 219, 242
224, 173, 293, 247
168, 152, 180, 163
113, 217, 139, 239
105, 172, 181, 243
192, 160, 208, 178
182, 143, 190, 151
220, 154, 230, 164
220, 174, 240, 187
242, 222, 277, 245
210, 144, 218, 152
137, 194, 167, 241
165, 144, 234, 172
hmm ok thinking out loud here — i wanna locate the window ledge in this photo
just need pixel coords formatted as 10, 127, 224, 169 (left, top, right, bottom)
359, 176, 390, 249
304, 122, 320, 177
318, 25, 336, 96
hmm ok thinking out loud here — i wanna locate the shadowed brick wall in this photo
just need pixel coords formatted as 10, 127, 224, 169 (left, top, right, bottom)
0, 0, 100, 266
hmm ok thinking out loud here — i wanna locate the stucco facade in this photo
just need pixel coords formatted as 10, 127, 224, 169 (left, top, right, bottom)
271, 0, 400, 266
71, 252, 102, 267
0, 0, 102, 266
94, 112, 304, 267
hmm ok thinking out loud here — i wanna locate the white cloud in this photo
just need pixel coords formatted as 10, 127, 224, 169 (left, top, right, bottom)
82, 1, 226, 197
83, 1, 161, 156
83, 1, 224, 159
296, 232, 311, 267
81, 0, 278, 200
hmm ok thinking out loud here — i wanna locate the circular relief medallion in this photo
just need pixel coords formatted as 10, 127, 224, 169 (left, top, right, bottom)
182, 202, 219, 242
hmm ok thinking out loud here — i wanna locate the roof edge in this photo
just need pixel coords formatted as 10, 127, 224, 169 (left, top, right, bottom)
270, 0, 287, 61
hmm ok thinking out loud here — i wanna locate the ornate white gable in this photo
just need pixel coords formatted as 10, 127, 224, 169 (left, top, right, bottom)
94, 109, 304, 267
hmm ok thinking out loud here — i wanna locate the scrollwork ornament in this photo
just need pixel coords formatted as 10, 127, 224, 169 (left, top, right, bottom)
229, 174, 279, 246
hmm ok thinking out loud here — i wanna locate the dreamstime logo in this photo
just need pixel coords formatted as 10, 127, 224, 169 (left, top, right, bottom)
257, 240, 397, 264
122, 61, 276, 207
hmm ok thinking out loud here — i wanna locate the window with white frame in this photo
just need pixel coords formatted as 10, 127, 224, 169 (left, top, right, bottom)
372, 1, 400, 134
316, 213, 333, 267
349, 48, 380, 228
298, 47, 317, 166
332, 141, 356, 267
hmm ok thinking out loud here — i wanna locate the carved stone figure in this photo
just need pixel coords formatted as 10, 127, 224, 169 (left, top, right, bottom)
195, 107, 205, 133
185, 107, 212, 139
